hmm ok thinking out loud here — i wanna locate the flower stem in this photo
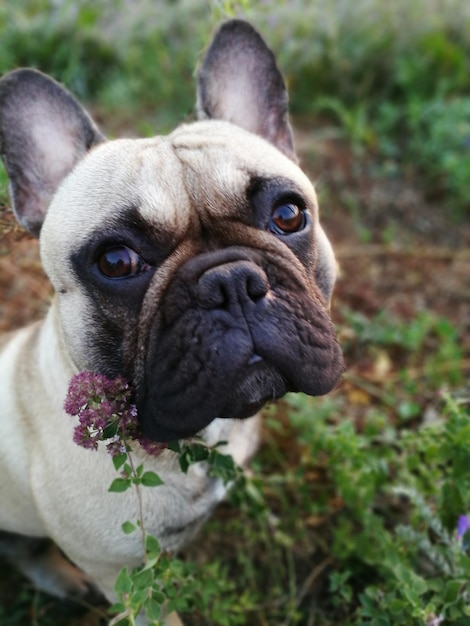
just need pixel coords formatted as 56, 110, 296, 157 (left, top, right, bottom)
125, 442, 147, 562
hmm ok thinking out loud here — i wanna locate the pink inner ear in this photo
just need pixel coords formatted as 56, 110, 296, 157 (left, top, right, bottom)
10, 106, 88, 237
32, 111, 83, 188
196, 20, 296, 163
210, 75, 260, 134
0, 68, 104, 236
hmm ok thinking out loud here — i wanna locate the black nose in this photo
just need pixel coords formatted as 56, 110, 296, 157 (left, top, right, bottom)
197, 261, 269, 310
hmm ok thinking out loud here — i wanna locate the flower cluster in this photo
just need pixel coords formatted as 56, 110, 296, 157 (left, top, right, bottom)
64, 371, 166, 457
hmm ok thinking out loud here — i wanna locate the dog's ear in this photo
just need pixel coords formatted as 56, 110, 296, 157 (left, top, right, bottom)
0, 69, 105, 236
197, 19, 296, 162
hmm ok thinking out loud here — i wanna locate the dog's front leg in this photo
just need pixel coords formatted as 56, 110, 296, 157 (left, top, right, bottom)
130, 611, 182, 626
162, 612, 184, 626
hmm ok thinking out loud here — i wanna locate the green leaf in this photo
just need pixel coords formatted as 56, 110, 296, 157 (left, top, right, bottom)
132, 567, 154, 590
108, 601, 126, 614
397, 401, 421, 421
145, 534, 161, 554
152, 589, 166, 604
102, 421, 118, 439
114, 568, 132, 594
178, 453, 190, 474
389, 598, 407, 614
190, 442, 210, 462
213, 440, 228, 448
121, 521, 136, 534
129, 588, 148, 607
444, 579, 465, 604
167, 441, 181, 453
112, 452, 128, 470
141, 471, 164, 487
109, 478, 131, 493
144, 597, 161, 621
143, 555, 160, 571
458, 553, 470, 576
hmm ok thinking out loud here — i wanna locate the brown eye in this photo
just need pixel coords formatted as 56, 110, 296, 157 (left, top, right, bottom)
97, 246, 145, 278
270, 203, 305, 234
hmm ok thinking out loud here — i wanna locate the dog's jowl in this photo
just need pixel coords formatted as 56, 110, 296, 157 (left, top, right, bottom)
0, 19, 344, 624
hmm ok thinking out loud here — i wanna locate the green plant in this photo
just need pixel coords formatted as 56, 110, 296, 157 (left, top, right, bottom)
406, 98, 470, 214
107, 443, 244, 625
64, 371, 247, 625
3, 0, 470, 212
285, 390, 470, 625
342, 308, 464, 388
57, 294, 469, 626
0, 2, 120, 101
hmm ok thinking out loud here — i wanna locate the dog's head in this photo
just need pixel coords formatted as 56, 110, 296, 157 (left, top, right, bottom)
0, 20, 344, 441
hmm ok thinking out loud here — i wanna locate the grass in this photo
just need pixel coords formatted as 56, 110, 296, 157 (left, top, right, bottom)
0, 1, 469, 625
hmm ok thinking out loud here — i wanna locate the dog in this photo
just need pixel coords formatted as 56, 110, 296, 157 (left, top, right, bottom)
0, 19, 343, 624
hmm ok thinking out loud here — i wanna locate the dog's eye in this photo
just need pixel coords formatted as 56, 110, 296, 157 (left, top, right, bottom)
270, 203, 305, 235
97, 246, 147, 279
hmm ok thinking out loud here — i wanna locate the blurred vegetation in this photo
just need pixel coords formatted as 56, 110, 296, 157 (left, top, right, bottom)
0, 0, 469, 212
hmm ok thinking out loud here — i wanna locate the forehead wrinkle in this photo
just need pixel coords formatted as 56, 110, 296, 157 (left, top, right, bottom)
133, 140, 191, 234
172, 140, 253, 222
182, 156, 250, 220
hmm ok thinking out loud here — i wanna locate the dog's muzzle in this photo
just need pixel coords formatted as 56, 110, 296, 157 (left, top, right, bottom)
138, 247, 344, 442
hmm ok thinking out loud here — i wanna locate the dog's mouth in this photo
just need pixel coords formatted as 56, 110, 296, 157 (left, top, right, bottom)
139, 356, 292, 442
137, 296, 345, 443
221, 357, 293, 418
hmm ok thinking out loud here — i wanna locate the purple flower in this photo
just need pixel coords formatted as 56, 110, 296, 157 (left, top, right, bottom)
120, 404, 139, 429
64, 371, 97, 414
73, 423, 100, 450
65, 371, 165, 457
457, 514, 470, 541
106, 435, 127, 458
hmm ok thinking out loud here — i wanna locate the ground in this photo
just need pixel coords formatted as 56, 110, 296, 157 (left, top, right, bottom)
0, 122, 469, 625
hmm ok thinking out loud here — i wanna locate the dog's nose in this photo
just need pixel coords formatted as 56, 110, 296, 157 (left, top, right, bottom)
197, 261, 268, 310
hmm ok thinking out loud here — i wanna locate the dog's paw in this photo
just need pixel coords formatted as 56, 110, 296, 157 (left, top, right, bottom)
0, 531, 103, 602
163, 612, 184, 626
130, 609, 183, 626
21, 542, 103, 602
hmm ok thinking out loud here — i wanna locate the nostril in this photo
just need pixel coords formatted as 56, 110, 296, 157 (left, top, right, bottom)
197, 261, 269, 310
246, 273, 268, 303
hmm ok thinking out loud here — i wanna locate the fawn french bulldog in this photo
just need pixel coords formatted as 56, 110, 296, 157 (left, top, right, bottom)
0, 19, 343, 624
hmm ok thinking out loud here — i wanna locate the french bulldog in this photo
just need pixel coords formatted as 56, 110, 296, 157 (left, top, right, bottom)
0, 19, 343, 624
